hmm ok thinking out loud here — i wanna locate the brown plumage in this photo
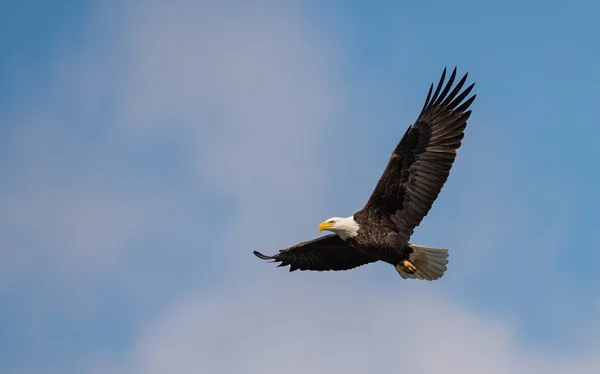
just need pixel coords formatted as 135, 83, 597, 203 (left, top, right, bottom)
253, 235, 376, 272
254, 67, 476, 281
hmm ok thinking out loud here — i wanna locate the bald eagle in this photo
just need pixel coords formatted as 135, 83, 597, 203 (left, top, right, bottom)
253, 67, 476, 280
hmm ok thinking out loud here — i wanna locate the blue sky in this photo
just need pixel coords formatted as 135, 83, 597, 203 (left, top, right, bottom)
1, 1, 599, 373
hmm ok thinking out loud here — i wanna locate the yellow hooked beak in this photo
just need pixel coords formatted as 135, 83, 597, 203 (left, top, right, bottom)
319, 221, 334, 232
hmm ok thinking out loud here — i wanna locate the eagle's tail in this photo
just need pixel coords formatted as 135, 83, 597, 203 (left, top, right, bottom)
394, 244, 449, 281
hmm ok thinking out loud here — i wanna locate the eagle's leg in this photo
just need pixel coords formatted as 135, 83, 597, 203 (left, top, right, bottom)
397, 259, 417, 273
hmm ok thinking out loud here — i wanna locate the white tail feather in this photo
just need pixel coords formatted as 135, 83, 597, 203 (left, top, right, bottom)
394, 244, 449, 281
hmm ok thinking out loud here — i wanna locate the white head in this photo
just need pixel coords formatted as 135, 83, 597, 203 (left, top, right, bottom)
318, 216, 360, 239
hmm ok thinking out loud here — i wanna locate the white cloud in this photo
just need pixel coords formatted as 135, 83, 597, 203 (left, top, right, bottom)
1, 2, 351, 371
0, 0, 344, 282
116, 0, 340, 185
108, 1, 351, 271
117, 280, 599, 374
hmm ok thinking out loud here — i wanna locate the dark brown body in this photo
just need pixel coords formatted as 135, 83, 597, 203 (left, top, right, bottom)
348, 209, 412, 265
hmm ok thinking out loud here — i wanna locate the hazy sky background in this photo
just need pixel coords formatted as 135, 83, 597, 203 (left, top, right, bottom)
1, 1, 599, 373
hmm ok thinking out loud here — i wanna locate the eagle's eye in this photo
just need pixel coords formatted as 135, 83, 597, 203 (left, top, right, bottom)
328, 220, 335, 225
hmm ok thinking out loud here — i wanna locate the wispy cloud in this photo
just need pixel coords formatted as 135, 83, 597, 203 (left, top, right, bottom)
1, 0, 344, 283
0, 1, 349, 371
120, 282, 600, 374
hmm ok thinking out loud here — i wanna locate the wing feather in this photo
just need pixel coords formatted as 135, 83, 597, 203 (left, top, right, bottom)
429, 68, 447, 105
253, 234, 377, 272
363, 67, 476, 241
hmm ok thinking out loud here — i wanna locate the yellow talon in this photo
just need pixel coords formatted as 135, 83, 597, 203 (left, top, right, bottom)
401, 260, 417, 273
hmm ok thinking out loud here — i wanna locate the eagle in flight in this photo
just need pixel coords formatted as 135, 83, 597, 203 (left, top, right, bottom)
254, 67, 476, 280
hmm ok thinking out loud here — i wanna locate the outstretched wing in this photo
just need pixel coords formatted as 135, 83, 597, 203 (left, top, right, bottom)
253, 234, 377, 272
364, 67, 476, 241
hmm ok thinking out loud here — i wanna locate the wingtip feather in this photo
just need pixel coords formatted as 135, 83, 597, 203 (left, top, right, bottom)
434, 67, 457, 106
253, 250, 273, 260
429, 68, 447, 104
